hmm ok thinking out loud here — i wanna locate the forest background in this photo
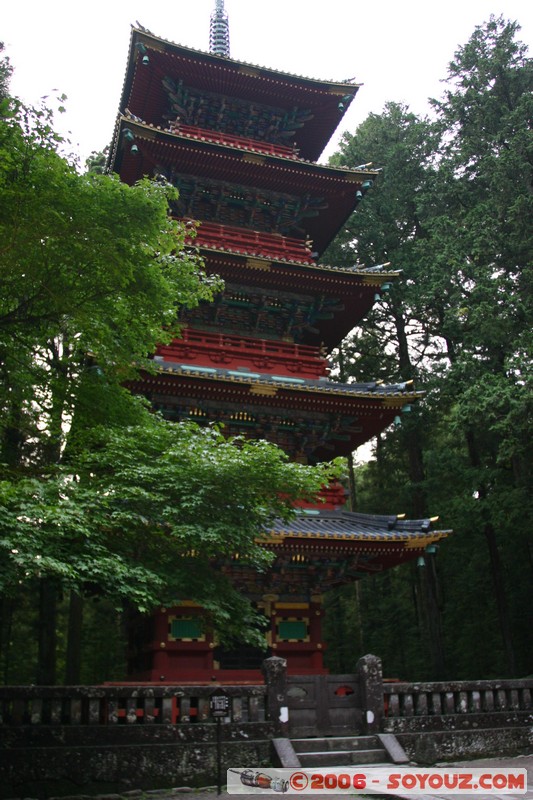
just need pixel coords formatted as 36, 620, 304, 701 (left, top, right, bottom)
0, 14, 531, 685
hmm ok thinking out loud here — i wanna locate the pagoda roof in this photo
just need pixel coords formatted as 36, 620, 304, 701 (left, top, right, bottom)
111, 117, 375, 255
132, 361, 420, 460
267, 509, 448, 543
151, 358, 418, 402
191, 250, 399, 349
117, 27, 361, 162
222, 510, 450, 596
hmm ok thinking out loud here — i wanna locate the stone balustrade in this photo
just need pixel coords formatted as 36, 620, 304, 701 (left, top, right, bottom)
1, 662, 532, 797
0, 683, 266, 726
384, 679, 533, 719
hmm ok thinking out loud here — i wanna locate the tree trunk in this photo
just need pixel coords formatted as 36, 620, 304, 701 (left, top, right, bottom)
393, 304, 427, 516
43, 338, 71, 466
346, 450, 358, 511
420, 555, 446, 678
1, 414, 24, 467
65, 591, 83, 684
465, 429, 516, 675
0, 597, 14, 683
484, 521, 517, 676
406, 426, 426, 518
337, 346, 358, 512
0, 362, 26, 468
393, 307, 413, 381
394, 302, 446, 677
36, 579, 57, 685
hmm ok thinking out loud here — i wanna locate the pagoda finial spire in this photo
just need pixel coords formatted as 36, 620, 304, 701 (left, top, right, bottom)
209, 0, 230, 58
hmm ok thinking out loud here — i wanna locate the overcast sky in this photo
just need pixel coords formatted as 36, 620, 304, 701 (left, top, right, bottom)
2, 0, 532, 165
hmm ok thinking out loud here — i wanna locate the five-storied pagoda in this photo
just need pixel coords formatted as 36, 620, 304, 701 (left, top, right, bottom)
108, 2, 448, 682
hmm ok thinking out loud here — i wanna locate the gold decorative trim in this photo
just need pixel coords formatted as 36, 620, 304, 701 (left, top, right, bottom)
382, 397, 410, 408
328, 86, 356, 95
275, 615, 310, 643
405, 533, 449, 550
167, 614, 206, 643
137, 128, 158, 141
242, 153, 266, 165
250, 385, 278, 396
344, 174, 363, 183
246, 258, 272, 271
238, 66, 260, 76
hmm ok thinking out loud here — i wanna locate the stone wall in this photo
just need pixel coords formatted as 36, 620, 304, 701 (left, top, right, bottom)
394, 725, 533, 764
381, 675, 533, 763
1, 722, 273, 799
0, 684, 271, 799
2, 661, 533, 797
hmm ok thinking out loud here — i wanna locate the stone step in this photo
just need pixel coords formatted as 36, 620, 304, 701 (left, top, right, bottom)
297, 748, 389, 768
291, 735, 380, 753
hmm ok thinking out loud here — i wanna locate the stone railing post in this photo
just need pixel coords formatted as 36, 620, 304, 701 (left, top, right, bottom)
262, 656, 288, 736
356, 654, 383, 734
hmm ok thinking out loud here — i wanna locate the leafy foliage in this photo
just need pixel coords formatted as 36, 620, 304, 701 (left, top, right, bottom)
0, 414, 332, 631
323, 16, 533, 679
0, 94, 335, 681
1, 16, 531, 683
0, 96, 220, 472
0, 43, 12, 102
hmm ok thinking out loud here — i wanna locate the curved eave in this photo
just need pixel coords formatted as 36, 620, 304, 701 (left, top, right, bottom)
151, 361, 420, 402
113, 116, 373, 181
197, 242, 399, 280
111, 118, 375, 254
262, 510, 451, 562
196, 250, 401, 348
264, 526, 451, 547
119, 28, 361, 161
130, 365, 421, 457
226, 513, 451, 588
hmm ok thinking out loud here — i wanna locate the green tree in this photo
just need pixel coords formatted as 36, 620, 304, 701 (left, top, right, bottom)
85, 147, 109, 175
0, 43, 12, 101
323, 16, 532, 679
418, 15, 533, 676
0, 97, 217, 469
0, 415, 333, 637
0, 97, 336, 682
0, 96, 220, 682
323, 103, 447, 677
324, 102, 439, 516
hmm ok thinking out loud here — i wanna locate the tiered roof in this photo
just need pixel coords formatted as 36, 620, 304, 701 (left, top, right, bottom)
110, 26, 449, 563
114, 116, 375, 255
222, 512, 449, 599
132, 358, 420, 462
113, 27, 361, 163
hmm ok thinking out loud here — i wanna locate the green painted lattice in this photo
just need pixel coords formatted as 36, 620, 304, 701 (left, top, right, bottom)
170, 618, 203, 640
278, 620, 308, 640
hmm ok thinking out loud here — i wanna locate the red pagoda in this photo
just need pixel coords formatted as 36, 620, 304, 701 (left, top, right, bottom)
108, 6, 448, 682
